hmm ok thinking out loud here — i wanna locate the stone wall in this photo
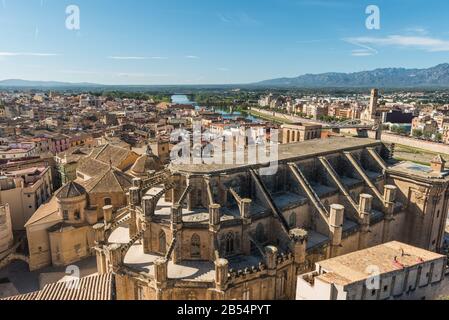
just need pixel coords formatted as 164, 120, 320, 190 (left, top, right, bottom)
382, 133, 449, 155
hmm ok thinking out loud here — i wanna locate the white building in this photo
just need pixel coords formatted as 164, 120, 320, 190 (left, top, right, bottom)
296, 241, 449, 300
0, 143, 38, 160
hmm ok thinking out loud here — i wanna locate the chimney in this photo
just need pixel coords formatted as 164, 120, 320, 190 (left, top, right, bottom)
431, 155, 446, 173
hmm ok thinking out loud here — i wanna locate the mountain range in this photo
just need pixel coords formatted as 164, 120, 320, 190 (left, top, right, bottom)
254, 64, 449, 88
2, 64, 449, 88
0, 79, 101, 87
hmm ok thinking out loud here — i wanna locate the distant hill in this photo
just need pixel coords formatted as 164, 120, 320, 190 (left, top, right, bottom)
0, 79, 101, 87
254, 64, 449, 88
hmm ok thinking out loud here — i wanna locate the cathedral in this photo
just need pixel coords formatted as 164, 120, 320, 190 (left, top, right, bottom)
91, 137, 449, 300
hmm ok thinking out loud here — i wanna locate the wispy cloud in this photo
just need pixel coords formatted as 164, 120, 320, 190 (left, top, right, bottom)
186, 55, 200, 59
344, 38, 378, 57
403, 27, 429, 36
217, 67, 229, 72
59, 69, 169, 78
0, 52, 58, 57
345, 35, 449, 52
217, 12, 260, 26
107, 56, 168, 60
296, 0, 352, 8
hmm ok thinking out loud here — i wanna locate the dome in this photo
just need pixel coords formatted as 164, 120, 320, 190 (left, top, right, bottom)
56, 181, 86, 200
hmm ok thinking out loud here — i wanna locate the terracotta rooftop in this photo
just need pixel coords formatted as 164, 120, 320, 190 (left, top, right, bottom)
56, 181, 86, 200
77, 157, 110, 178
90, 144, 136, 168
82, 167, 133, 193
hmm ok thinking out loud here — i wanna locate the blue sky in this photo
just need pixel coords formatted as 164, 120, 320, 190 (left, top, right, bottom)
1, 0, 449, 85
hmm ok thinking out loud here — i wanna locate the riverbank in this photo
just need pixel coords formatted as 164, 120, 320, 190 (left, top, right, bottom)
247, 109, 293, 124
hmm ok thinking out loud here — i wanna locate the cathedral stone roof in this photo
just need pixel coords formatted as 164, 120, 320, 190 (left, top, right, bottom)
56, 181, 86, 200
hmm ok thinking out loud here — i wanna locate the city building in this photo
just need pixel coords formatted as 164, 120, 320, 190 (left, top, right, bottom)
412, 115, 438, 137
0, 166, 53, 230
55, 147, 93, 184
281, 123, 322, 144
0, 144, 38, 160
296, 241, 449, 300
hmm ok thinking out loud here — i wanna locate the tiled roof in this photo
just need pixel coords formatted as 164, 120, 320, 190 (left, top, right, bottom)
84, 168, 133, 193
77, 157, 110, 178
91, 144, 135, 168
1, 273, 114, 301
24, 196, 61, 227
56, 181, 86, 200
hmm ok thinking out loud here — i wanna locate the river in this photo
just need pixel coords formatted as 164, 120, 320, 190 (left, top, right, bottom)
171, 94, 259, 123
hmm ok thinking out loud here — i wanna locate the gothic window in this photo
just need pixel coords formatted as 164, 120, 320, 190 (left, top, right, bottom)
225, 232, 235, 255
137, 285, 145, 300
63, 210, 69, 220
289, 213, 296, 228
74, 210, 81, 220
235, 232, 241, 251
243, 288, 251, 300
104, 198, 112, 206
256, 223, 265, 243
159, 230, 167, 254
191, 234, 201, 258
277, 271, 288, 298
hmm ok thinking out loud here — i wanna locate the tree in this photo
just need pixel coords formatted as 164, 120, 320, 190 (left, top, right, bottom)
412, 129, 423, 138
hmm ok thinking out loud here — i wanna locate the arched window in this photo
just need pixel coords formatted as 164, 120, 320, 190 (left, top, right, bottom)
225, 232, 234, 255
159, 230, 166, 254
289, 213, 296, 228
191, 234, 201, 258
256, 223, 265, 243
104, 198, 112, 206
